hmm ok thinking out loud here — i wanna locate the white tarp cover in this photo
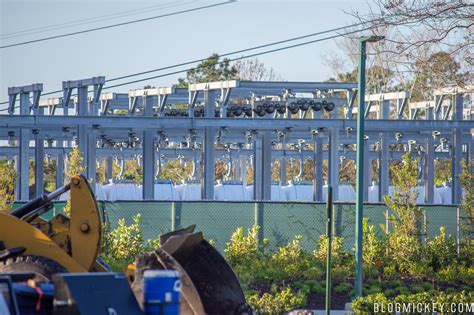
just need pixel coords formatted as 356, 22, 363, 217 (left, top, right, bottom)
282, 183, 357, 202
245, 185, 288, 201
102, 183, 142, 201
282, 183, 313, 201
214, 183, 252, 201
175, 183, 201, 200
436, 186, 452, 204
153, 183, 179, 200
324, 185, 356, 202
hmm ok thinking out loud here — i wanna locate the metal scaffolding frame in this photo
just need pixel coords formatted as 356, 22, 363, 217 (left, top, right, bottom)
1, 79, 472, 202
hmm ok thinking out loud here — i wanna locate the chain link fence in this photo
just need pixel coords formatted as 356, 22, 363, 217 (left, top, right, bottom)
12, 201, 461, 253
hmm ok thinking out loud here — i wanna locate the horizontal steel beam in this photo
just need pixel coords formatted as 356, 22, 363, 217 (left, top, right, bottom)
0, 115, 473, 132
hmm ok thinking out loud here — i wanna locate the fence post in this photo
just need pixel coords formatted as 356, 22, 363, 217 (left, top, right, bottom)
254, 202, 264, 244
423, 210, 427, 243
385, 210, 389, 234
334, 203, 342, 237
171, 202, 182, 231
325, 186, 333, 315
456, 206, 460, 257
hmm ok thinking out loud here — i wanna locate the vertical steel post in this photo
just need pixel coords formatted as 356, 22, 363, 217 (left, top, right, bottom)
314, 136, 323, 202
77, 86, 89, 176
202, 89, 216, 200
34, 130, 44, 197
18, 93, 30, 201
452, 93, 463, 204
363, 138, 370, 201
56, 151, 64, 187
254, 202, 264, 244
425, 137, 435, 203
325, 186, 333, 315
142, 129, 155, 200
105, 156, 113, 183
253, 136, 263, 200
143, 95, 155, 200
261, 131, 272, 200
328, 128, 339, 200
379, 133, 389, 202
355, 38, 368, 298
172, 202, 182, 231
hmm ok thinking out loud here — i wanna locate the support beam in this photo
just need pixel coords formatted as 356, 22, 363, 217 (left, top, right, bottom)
76, 86, 89, 176
363, 138, 370, 202
201, 90, 216, 200
279, 136, 287, 186
34, 131, 44, 197
18, 92, 31, 201
261, 132, 272, 200
328, 128, 339, 200
379, 133, 389, 202
425, 136, 435, 203
142, 129, 155, 200
253, 136, 262, 200
451, 94, 464, 204
313, 136, 323, 201
87, 133, 97, 185
105, 156, 113, 182
56, 151, 64, 188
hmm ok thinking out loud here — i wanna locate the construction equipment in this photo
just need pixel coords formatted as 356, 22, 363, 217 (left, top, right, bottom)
0, 175, 251, 314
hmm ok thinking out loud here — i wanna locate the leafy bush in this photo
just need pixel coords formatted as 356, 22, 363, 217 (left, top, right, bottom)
270, 236, 312, 279
247, 287, 306, 315
225, 226, 266, 267
363, 218, 385, 268
351, 293, 390, 314
352, 291, 474, 314
437, 264, 474, 285
425, 227, 457, 272
0, 161, 16, 211
64, 146, 85, 215
314, 234, 351, 267
334, 282, 353, 294
100, 214, 158, 270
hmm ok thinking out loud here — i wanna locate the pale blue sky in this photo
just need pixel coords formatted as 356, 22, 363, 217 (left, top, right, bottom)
0, 0, 370, 102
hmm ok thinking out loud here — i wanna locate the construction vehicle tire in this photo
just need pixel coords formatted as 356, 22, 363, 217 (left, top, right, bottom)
0, 255, 67, 282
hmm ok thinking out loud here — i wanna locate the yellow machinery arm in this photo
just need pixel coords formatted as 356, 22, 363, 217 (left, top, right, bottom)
0, 175, 101, 273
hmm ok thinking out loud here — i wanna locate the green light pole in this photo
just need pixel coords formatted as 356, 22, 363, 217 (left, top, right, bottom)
355, 35, 384, 298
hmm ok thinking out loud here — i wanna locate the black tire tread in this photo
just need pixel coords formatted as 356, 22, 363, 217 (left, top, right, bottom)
0, 255, 67, 281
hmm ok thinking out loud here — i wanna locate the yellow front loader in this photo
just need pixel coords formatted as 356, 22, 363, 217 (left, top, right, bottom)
0, 175, 251, 314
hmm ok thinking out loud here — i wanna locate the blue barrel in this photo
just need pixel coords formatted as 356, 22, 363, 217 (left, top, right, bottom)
143, 270, 181, 315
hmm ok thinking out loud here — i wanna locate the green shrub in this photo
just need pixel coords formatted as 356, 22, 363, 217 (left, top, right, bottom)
0, 161, 16, 211
351, 293, 390, 314
224, 225, 267, 267
352, 291, 474, 315
383, 288, 395, 297
363, 218, 385, 270
367, 285, 383, 295
383, 265, 397, 280
247, 287, 306, 315
334, 282, 352, 294
395, 286, 411, 295
425, 226, 458, 272
410, 284, 424, 294
310, 282, 325, 294
445, 287, 457, 294
100, 214, 158, 270
314, 234, 351, 267
421, 282, 433, 291
269, 236, 313, 279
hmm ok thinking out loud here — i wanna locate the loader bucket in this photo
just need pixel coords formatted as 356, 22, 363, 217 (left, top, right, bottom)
132, 226, 251, 315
